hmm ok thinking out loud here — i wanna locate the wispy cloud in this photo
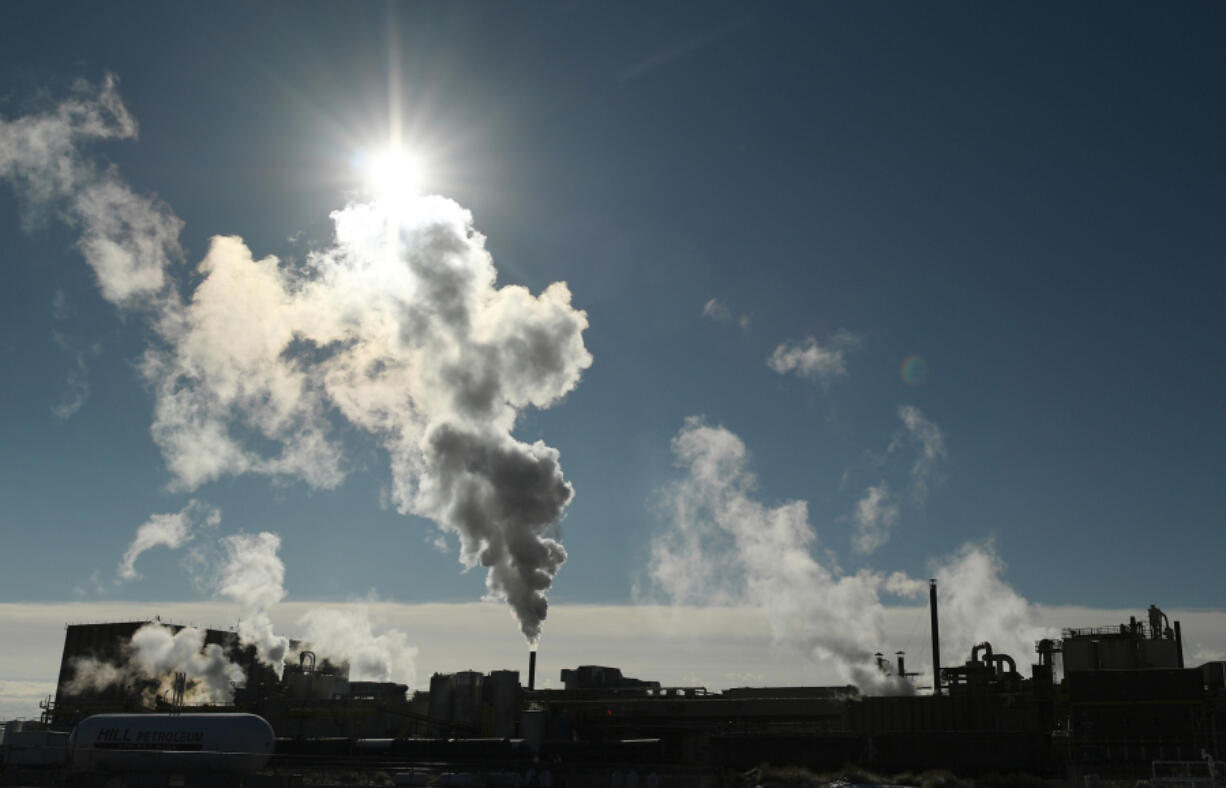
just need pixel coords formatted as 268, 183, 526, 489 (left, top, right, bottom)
49, 289, 100, 420
893, 404, 946, 504
618, 17, 753, 84
850, 405, 946, 553
117, 500, 219, 581
0, 74, 181, 307
701, 297, 750, 330
767, 330, 861, 384
51, 347, 93, 420
851, 482, 900, 554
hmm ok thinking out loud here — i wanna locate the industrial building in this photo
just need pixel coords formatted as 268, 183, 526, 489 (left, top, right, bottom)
3, 594, 1225, 786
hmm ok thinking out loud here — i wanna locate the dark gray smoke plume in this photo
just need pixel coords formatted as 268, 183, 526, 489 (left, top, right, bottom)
0, 77, 591, 643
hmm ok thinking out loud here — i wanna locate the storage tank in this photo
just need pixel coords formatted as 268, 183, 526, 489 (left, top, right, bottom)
1062, 638, 1097, 672
70, 713, 274, 774
1097, 637, 1138, 669
1142, 638, 1179, 668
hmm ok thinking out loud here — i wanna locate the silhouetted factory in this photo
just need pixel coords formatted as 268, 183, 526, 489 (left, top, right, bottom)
3, 589, 1225, 786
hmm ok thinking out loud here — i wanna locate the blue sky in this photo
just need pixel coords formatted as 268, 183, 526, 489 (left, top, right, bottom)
1, 0, 1224, 690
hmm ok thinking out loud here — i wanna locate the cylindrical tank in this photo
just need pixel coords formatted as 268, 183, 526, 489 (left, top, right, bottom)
486, 670, 520, 738
70, 713, 274, 774
521, 710, 546, 753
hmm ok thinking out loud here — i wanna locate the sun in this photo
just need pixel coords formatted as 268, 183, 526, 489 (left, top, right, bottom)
362, 148, 425, 206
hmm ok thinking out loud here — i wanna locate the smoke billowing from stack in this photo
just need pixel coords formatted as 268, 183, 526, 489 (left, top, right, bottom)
218, 532, 290, 668
0, 77, 592, 643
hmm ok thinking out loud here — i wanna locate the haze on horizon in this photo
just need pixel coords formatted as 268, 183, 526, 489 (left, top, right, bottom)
0, 1, 1223, 718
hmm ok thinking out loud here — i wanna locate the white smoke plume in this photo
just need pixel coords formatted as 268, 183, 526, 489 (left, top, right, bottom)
117, 500, 220, 581
648, 418, 1044, 695
67, 624, 243, 706
0, 74, 180, 307
767, 330, 860, 384
851, 482, 899, 554
892, 404, 946, 504
0, 77, 591, 643
929, 542, 1050, 669
218, 532, 289, 668
648, 416, 914, 694
129, 624, 244, 703
851, 404, 946, 553
298, 607, 418, 685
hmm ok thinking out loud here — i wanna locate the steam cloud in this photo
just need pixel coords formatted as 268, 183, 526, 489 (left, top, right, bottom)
118, 500, 220, 581
299, 608, 419, 685
218, 533, 289, 668
648, 417, 914, 693
68, 624, 244, 706
929, 542, 1049, 668
648, 417, 1042, 694
0, 76, 591, 643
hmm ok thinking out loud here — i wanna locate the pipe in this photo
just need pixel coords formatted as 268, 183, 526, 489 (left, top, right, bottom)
1174, 621, 1184, 668
897, 651, 906, 677
992, 653, 1017, 676
972, 641, 994, 665
929, 579, 941, 695
528, 650, 537, 691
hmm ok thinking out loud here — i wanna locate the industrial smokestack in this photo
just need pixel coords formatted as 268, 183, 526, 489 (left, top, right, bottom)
528, 649, 537, 691
929, 579, 941, 696
896, 651, 906, 677
1174, 620, 1184, 668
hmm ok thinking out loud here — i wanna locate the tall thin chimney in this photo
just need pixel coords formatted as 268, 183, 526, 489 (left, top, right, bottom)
1174, 621, 1184, 668
528, 650, 537, 691
929, 579, 941, 696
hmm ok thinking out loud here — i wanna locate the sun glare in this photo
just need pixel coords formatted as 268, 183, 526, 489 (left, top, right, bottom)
363, 148, 424, 205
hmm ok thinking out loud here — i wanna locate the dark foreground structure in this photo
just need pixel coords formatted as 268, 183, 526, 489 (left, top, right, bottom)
3, 596, 1225, 787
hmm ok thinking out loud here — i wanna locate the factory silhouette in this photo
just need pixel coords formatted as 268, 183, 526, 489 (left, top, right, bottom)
2, 585, 1224, 787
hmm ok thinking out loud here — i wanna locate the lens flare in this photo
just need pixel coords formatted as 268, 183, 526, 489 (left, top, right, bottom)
900, 355, 929, 386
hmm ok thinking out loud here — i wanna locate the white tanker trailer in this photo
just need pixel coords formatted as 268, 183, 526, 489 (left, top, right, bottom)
69, 713, 274, 775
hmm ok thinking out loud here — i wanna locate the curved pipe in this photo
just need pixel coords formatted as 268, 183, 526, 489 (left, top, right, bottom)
971, 641, 993, 665
300, 650, 316, 672
992, 653, 1017, 676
